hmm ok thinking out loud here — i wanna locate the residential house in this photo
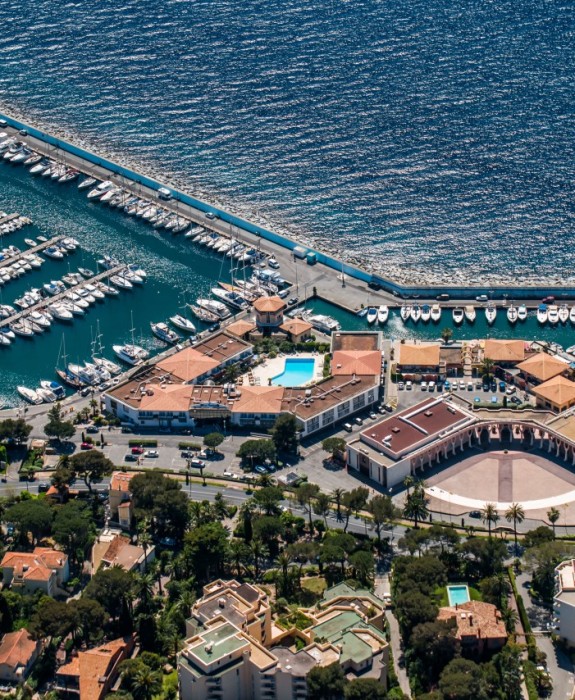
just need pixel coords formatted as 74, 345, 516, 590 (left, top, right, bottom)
253, 296, 286, 331
397, 343, 441, 378
1, 548, 69, 596
532, 376, 575, 413
91, 530, 154, 575
554, 559, 575, 647
0, 630, 40, 683
483, 339, 525, 367
108, 472, 133, 528
437, 601, 507, 655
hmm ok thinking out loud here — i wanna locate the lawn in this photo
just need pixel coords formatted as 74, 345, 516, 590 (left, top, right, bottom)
301, 576, 327, 596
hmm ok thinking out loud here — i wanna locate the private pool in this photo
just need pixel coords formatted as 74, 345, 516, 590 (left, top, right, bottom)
447, 585, 470, 606
271, 357, 316, 387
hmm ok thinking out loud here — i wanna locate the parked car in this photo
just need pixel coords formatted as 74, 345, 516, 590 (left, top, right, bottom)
397, 381, 405, 390
476, 294, 489, 302
469, 510, 482, 518
421, 381, 427, 391
510, 396, 522, 405
189, 457, 205, 468
255, 465, 268, 474
499, 381, 506, 392
268, 259, 280, 269
506, 386, 516, 395
428, 381, 436, 392
80, 442, 93, 450
405, 381, 413, 390
204, 211, 217, 220
86, 425, 100, 434
131, 446, 145, 455
384, 403, 394, 412
145, 450, 159, 458
288, 296, 299, 306
444, 380, 451, 390
181, 450, 194, 459
369, 412, 377, 420
38, 482, 50, 493
124, 454, 138, 462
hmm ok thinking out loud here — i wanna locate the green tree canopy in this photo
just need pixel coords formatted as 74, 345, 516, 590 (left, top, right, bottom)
43, 403, 75, 442
84, 566, 135, 629
409, 619, 459, 687
52, 500, 96, 564
130, 471, 190, 541
203, 432, 225, 451
344, 678, 387, 700
70, 449, 113, 491
307, 661, 347, 700
5, 499, 53, 545
183, 521, 229, 583
0, 418, 33, 444
439, 658, 483, 700
270, 413, 299, 453
322, 437, 347, 460
237, 439, 276, 466
252, 486, 284, 515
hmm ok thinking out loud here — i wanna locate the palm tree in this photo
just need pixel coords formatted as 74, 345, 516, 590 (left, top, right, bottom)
250, 538, 268, 581
403, 475, 415, 496
481, 357, 495, 382
441, 327, 453, 344
313, 492, 332, 528
213, 492, 228, 520
547, 507, 560, 539
501, 606, 518, 635
137, 519, 152, 572
333, 488, 345, 521
131, 667, 162, 700
403, 487, 429, 529
505, 503, 525, 551
482, 503, 499, 538
228, 539, 250, 577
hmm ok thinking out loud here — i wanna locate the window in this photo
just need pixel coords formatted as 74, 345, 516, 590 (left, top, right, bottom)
322, 408, 335, 425
307, 417, 320, 433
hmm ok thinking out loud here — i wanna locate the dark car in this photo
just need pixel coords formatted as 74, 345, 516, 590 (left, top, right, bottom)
510, 396, 522, 405
207, 323, 221, 333
288, 296, 299, 306
469, 510, 482, 519
499, 381, 506, 392
86, 425, 100, 434
124, 454, 138, 462
490, 382, 497, 392
368, 281, 382, 291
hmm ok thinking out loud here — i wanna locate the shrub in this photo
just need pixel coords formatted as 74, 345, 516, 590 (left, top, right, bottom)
178, 442, 202, 450
128, 439, 157, 447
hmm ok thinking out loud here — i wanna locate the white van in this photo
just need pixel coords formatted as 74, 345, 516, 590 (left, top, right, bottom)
343, 423, 353, 432
354, 417, 364, 426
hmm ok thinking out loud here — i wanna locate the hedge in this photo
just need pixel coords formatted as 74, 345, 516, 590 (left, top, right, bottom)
178, 442, 202, 451
128, 439, 158, 447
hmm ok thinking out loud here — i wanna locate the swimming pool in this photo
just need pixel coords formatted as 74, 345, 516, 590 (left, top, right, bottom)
447, 585, 470, 606
271, 357, 316, 387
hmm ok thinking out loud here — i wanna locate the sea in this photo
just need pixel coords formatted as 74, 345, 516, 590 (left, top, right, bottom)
0, 0, 574, 404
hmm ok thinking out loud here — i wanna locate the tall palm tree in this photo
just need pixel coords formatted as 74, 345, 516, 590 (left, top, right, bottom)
131, 667, 162, 700
501, 606, 518, 635
403, 488, 429, 529
137, 519, 152, 572
333, 488, 345, 521
481, 357, 495, 382
403, 475, 415, 496
482, 503, 499, 538
505, 503, 525, 550
547, 507, 560, 539
313, 492, 332, 528
441, 327, 453, 344
249, 538, 268, 581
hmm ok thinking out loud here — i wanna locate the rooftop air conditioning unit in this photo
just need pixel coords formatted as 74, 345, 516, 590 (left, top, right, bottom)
205, 642, 214, 654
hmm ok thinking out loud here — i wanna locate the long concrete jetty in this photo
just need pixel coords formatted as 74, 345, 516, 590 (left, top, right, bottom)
0, 111, 572, 303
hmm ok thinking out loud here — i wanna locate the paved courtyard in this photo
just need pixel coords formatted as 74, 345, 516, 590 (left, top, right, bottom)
426, 449, 575, 521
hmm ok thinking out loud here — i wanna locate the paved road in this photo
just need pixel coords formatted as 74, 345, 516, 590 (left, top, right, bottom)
516, 571, 575, 700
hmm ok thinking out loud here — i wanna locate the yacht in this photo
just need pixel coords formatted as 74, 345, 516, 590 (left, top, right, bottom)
100, 187, 120, 204
113, 344, 149, 366
517, 304, 528, 321
48, 304, 74, 322
536, 304, 548, 324
559, 304, 569, 324
0, 333, 11, 346
303, 312, 341, 334
59, 169, 79, 184
196, 298, 231, 320
40, 380, 65, 400
507, 305, 518, 324
83, 283, 105, 300
410, 303, 421, 323
485, 303, 497, 325
211, 287, 249, 311
36, 386, 58, 403
78, 267, 95, 278
78, 176, 97, 190
67, 363, 101, 386
547, 305, 559, 325
10, 321, 35, 337
189, 305, 220, 323
452, 307, 464, 324
17, 386, 42, 405
44, 246, 65, 260
92, 356, 122, 376
120, 269, 145, 285
151, 322, 181, 344
28, 310, 51, 328
24, 238, 37, 248
96, 281, 119, 296
570, 307, 575, 324
464, 305, 476, 323
430, 304, 442, 323
0, 326, 15, 340
30, 159, 49, 175
23, 153, 42, 166
366, 307, 378, 325
56, 368, 84, 389
110, 275, 133, 290
43, 280, 66, 296
87, 180, 115, 200
421, 304, 431, 323
170, 314, 196, 333
97, 255, 120, 270
377, 305, 389, 324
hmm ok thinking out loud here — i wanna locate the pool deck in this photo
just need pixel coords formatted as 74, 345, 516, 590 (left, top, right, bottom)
244, 353, 323, 388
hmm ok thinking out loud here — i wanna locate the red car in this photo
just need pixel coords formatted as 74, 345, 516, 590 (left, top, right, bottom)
80, 442, 93, 450
131, 446, 145, 455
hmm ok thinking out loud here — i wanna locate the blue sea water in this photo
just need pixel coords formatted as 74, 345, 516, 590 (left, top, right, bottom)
0, 0, 574, 285
0, 0, 574, 402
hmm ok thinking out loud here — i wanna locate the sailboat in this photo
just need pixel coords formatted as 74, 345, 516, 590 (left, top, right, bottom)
507, 304, 518, 324
113, 311, 149, 366
55, 334, 85, 389
485, 302, 497, 325
92, 320, 122, 376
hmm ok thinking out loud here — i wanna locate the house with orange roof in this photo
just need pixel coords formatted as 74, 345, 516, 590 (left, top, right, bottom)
226, 318, 257, 340
279, 317, 313, 343
1, 547, 69, 596
532, 375, 575, 413
92, 530, 154, 575
331, 350, 382, 376
0, 630, 40, 683
55, 636, 134, 700
437, 601, 507, 655
230, 386, 286, 429
517, 352, 569, 386
397, 343, 441, 376
109, 472, 134, 528
483, 339, 525, 366
253, 296, 286, 330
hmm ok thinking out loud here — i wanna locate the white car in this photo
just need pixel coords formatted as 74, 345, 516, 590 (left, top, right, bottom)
421, 381, 427, 391
406, 381, 413, 390
268, 259, 280, 269
145, 450, 159, 458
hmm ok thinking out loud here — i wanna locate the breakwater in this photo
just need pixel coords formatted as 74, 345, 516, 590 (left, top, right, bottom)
2, 112, 574, 301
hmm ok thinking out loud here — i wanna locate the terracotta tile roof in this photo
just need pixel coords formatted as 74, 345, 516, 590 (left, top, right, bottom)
279, 318, 313, 335
331, 350, 381, 376
230, 386, 285, 414
398, 343, 441, 367
517, 353, 568, 382
33, 547, 67, 569
101, 535, 146, 572
1, 548, 67, 584
282, 374, 379, 420
226, 319, 257, 337
437, 601, 506, 643
0, 630, 38, 670
253, 296, 286, 313
157, 348, 220, 383
483, 338, 525, 363
138, 383, 195, 412
110, 472, 133, 492
532, 375, 575, 406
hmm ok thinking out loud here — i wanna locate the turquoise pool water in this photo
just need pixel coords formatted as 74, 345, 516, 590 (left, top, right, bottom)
272, 358, 315, 387
447, 585, 470, 606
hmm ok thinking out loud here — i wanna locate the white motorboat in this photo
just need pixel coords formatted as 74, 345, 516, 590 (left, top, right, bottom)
30, 160, 49, 175
125, 263, 147, 280
113, 344, 149, 366
570, 307, 575, 324
76, 287, 96, 304
110, 275, 133, 290
48, 304, 74, 322
410, 304, 421, 323
366, 307, 378, 325
377, 305, 389, 324
421, 304, 431, 322
87, 180, 115, 200
100, 187, 120, 204
92, 356, 122, 376
400, 304, 411, 322
0, 305, 15, 319
68, 363, 101, 386
97, 255, 120, 270
66, 292, 89, 309
151, 322, 181, 344
43, 280, 66, 296
517, 304, 528, 321
58, 169, 79, 184
23, 153, 42, 166
78, 267, 95, 278
17, 386, 42, 404
431, 304, 441, 322
303, 312, 341, 334
211, 287, 249, 311
196, 298, 231, 320
452, 307, 464, 324
0, 326, 15, 340
485, 303, 497, 325
96, 281, 119, 296
189, 305, 220, 323
40, 380, 65, 400
83, 283, 105, 300
170, 314, 196, 333
559, 305, 569, 324
10, 321, 35, 337
507, 305, 518, 324
464, 305, 476, 323
37, 387, 58, 403
24, 238, 37, 248
0, 333, 11, 346
547, 305, 559, 325
43, 246, 65, 260
537, 304, 548, 324
120, 269, 144, 285
78, 177, 97, 190
28, 310, 51, 328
